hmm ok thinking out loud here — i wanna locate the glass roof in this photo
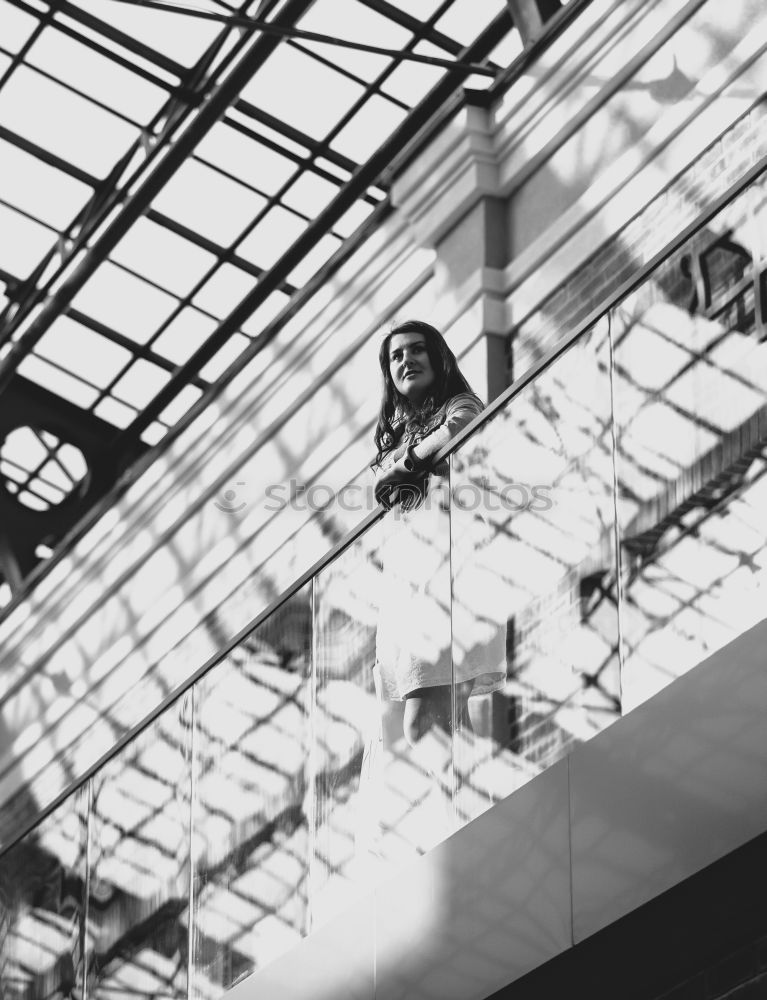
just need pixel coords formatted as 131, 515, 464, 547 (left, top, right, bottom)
0, 0, 531, 575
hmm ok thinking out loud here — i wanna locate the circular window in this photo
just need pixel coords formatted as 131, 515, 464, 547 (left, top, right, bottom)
0, 426, 89, 512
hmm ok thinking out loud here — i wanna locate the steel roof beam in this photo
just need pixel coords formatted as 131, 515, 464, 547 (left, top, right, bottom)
0, 0, 318, 397
114, 9, 512, 448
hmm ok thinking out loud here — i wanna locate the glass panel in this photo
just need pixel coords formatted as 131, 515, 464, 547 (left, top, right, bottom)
298, 0, 411, 82
435, 0, 506, 44
0, 0, 38, 53
73, 0, 219, 67
26, 27, 167, 124
330, 95, 408, 164
0, 202, 57, 280
190, 587, 312, 995
87, 697, 193, 998
613, 176, 767, 712
0, 138, 92, 229
381, 42, 445, 106
111, 359, 171, 409
192, 263, 255, 319
0, 789, 88, 1000
312, 493, 454, 924
241, 47, 365, 142
0, 66, 137, 176
195, 126, 297, 198
151, 160, 267, 248
36, 317, 133, 389
71, 263, 178, 344
450, 329, 621, 825
18, 355, 101, 409
110, 218, 218, 298
238, 205, 306, 272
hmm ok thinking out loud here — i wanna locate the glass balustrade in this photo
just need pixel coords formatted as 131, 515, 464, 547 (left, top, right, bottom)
612, 176, 767, 711
2, 168, 766, 998
449, 326, 622, 825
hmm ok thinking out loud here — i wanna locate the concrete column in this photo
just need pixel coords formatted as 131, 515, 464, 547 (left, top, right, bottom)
390, 99, 511, 401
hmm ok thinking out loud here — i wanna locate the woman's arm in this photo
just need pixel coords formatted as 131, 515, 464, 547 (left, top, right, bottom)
372, 392, 484, 502
405, 392, 483, 470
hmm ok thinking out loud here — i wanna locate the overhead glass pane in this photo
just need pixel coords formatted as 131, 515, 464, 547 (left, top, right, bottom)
71, 262, 178, 344
0, 0, 39, 53
1, 425, 47, 473
332, 199, 375, 239
192, 263, 255, 319
140, 421, 167, 446
159, 384, 202, 426
18, 354, 101, 408
0, 202, 56, 279
488, 26, 524, 65
435, 0, 506, 44
381, 41, 446, 105
240, 290, 291, 337
298, 0, 412, 81
151, 159, 267, 247
74, 0, 220, 66
151, 307, 218, 364
196, 124, 298, 197
0, 51, 10, 77
0, 65, 138, 176
94, 395, 137, 429
239, 118, 311, 160
35, 317, 133, 388
331, 95, 408, 163
1, 459, 25, 484
238, 205, 305, 271
0, 138, 93, 230
111, 358, 172, 408
39, 458, 76, 492
397, 0, 446, 16
287, 233, 342, 287
282, 171, 339, 218
26, 25, 168, 124
241, 46, 365, 142
27, 475, 66, 505
199, 332, 250, 382
110, 217, 218, 299
59, 441, 88, 481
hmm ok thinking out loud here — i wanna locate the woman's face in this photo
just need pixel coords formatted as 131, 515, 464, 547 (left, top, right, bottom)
388, 331, 435, 404
389, 333, 435, 405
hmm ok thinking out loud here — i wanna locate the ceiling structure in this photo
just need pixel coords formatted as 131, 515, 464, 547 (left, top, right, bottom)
0, 0, 573, 604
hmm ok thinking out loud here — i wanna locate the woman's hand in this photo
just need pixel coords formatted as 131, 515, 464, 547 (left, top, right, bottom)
373, 445, 413, 504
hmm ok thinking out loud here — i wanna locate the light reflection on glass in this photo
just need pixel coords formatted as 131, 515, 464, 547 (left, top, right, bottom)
87, 698, 192, 998
312, 493, 456, 918
613, 177, 767, 711
0, 788, 88, 1000
190, 589, 312, 995
450, 329, 621, 824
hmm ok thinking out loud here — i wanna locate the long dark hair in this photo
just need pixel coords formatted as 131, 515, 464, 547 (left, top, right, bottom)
374, 320, 474, 463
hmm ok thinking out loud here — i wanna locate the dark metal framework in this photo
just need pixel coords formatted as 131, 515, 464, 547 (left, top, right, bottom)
0, 0, 575, 601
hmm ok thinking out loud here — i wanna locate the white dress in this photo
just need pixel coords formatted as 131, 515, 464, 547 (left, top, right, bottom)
372, 393, 507, 701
